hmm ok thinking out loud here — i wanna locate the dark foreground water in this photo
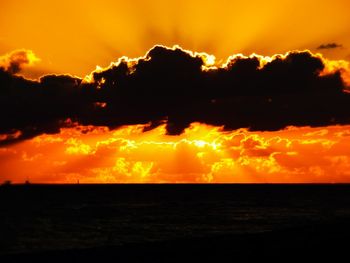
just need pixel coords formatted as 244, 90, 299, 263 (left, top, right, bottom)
1, 184, 350, 256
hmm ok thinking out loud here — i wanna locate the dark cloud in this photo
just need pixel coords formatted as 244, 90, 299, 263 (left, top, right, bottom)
0, 50, 39, 74
317, 43, 343, 50
1, 46, 350, 145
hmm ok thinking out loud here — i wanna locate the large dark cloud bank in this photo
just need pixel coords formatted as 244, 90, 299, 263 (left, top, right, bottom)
0, 46, 349, 144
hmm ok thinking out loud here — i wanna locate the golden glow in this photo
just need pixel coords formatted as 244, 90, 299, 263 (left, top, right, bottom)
2, 123, 350, 183
0, 0, 349, 78
319, 56, 350, 86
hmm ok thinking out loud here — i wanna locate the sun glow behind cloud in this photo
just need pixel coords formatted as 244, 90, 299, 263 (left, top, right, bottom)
83, 45, 350, 87
2, 123, 350, 184
1, 45, 350, 183
0, 49, 40, 75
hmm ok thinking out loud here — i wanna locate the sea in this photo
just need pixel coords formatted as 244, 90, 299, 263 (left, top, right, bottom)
1, 184, 350, 255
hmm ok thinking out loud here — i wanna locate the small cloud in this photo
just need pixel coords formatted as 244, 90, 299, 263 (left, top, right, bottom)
317, 43, 343, 50
0, 49, 40, 74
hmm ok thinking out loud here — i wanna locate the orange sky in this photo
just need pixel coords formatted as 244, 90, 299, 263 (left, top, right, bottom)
0, 0, 349, 78
1, 123, 350, 184
1, 1, 350, 183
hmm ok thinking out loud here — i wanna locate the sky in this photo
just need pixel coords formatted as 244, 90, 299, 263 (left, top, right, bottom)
0, 0, 349, 78
1, 0, 350, 183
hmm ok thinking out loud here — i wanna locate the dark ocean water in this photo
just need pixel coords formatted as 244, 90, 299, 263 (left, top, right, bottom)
1, 184, 350, 255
